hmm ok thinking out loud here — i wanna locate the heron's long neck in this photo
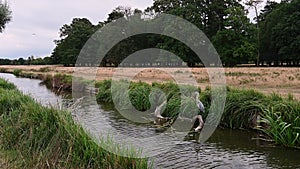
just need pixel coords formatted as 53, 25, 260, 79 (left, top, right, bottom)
196, 94, 199, 101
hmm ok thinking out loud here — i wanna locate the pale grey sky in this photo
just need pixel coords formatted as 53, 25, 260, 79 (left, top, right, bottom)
0, 0, 153, 59
0, 0, 279, 59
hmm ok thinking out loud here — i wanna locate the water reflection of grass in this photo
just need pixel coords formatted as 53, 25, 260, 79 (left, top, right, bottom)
0, 78, 149, 168
96, 80, 300, 149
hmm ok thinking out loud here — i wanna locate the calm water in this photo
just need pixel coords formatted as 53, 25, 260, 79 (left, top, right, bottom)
1, 73, 299, 169
0, 73, 69, 107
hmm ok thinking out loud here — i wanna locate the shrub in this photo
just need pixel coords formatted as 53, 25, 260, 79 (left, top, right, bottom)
12, 69, 22, 76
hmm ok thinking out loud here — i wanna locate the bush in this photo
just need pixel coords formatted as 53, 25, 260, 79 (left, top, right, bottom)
12, 69, 22, 76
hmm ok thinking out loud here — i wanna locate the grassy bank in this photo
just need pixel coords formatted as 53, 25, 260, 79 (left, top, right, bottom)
96, 80, 201, 118
1, 69, 299, 149
0, 68, 73, 91
0, 78, 149, 168
96, 80, 300, 149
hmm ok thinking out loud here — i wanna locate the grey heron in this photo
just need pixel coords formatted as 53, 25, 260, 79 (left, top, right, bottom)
154, 100, 167, 119
154, 100, 170, 125
193, 91, 205, 132
194, 91, 205, 113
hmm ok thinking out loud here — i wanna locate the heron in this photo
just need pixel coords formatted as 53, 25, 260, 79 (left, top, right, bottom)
154, 100, 170, 125
193, 91, 205, 132
154, 100, 166, 119
194, 91, 205, 113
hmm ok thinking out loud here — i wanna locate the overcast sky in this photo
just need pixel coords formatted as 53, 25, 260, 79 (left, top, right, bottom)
0, 0, 153, 59
0, 0, 277, 60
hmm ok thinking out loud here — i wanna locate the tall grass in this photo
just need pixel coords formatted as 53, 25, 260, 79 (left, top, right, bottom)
96, 80, 201, 118
41, 73, 72, 90
128, 81, 151, 111
259, 100, 300, 148
96, 80, 113, 103
214, 88, 265, 129
0, 78, 15, 90
96, 80, 300, 148
0, 79, 149, 168
12, 69, 22, 77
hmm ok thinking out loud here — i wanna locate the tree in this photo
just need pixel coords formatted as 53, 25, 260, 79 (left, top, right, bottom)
150, 0, 242, 39
0, 58, 11, 65
51, 18, 98, 66
212, 6, 257, 66
258, 0, 280, 65
17, 58, 25, 65
0, 0, 11, 32
148, 0, 250, 66
245, 0, 263, 65
258, 0, 279, 22
103, 7, 155, 66
259, 0, 300, 66
106, 6, 136, 23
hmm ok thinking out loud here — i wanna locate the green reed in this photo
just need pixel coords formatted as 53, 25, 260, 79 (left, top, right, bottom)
96, 79, 300, 148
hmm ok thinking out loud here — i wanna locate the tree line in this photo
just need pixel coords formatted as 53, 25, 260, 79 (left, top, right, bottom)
0, 56, 53, 65
1, 0, 299, 67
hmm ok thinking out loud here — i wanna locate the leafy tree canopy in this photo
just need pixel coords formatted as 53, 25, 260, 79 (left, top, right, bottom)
0, 0, 12, 32
260, 0, 300, 66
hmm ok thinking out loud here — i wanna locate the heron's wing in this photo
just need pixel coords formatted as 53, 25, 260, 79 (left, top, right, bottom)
154, 101, 167, 118
197, 100, 205, 112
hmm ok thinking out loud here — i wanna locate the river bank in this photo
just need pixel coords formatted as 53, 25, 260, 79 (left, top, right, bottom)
95, 79, 300, 149
1, 65, 300, 99
1, 73, 300, 168
0, 78, 149, 168
0, 66, 299, 149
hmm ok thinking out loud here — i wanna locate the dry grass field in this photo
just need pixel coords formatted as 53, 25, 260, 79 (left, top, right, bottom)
1, 65, 300, 99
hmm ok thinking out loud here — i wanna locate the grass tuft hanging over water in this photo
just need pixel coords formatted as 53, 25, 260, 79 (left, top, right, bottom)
0, 78, 149, 168
259, 102, 300, 148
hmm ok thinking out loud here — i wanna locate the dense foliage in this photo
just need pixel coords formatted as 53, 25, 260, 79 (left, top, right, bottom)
0, 0, 11, 33
259, 0, 300, 66
0, 56, 53, 65
48, 1, 257, 67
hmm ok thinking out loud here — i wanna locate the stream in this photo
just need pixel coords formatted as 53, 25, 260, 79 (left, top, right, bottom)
1, 72, 299, 169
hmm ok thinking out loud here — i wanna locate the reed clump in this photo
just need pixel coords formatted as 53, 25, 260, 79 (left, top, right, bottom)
96, 80, 300, 148
40, 73, 73, 90
96, 80, 201, 118
12, 69, 22, 77
202, 87, 300, 148
260, 100, 300, 148
0, 78, 149, 168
